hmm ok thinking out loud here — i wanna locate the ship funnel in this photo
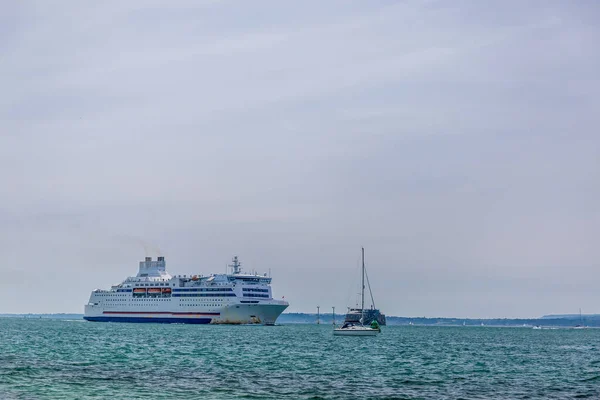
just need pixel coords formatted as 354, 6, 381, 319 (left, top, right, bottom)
138, 255, 170, 279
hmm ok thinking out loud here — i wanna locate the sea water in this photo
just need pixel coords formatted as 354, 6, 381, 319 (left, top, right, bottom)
0, 319, 598, 399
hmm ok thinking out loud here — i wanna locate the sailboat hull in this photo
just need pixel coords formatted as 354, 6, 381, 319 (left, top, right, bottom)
333, 327, 379, 336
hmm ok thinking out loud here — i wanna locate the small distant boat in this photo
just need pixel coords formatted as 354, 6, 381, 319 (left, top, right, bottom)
574, 308, 587, 329
532, 325, 542, 330
334, 248, 381, 337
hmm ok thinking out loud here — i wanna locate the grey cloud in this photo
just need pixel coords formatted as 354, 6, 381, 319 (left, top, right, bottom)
0, 0, 598, 317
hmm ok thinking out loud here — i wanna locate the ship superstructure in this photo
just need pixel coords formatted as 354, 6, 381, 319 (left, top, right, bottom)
344, 308, 386, 326
84, 256, 289, 325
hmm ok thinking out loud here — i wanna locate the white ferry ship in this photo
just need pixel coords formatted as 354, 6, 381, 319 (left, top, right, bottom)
84, 256, 289, 325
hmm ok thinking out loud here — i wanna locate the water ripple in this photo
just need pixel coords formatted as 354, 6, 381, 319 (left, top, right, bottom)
0, 320, 599, 399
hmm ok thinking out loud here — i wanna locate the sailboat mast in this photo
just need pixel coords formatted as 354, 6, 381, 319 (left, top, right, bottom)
361, 247, 365, 324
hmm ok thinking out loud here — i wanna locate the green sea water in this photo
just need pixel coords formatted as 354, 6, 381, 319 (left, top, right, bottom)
1, 319, 599, 399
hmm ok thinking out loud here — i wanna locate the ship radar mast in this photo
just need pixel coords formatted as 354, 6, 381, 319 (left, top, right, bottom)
229, 256, 242, 275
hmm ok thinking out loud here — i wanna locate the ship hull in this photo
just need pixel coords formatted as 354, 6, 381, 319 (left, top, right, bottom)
84, 301, 288, 325
215, 302, 288, 325
83, 316, 213, 324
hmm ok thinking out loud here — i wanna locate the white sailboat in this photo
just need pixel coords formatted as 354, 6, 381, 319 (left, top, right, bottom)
334, 248, 381, 336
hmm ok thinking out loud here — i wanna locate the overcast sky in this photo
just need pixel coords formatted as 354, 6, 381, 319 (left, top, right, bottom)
1, 0, 598, 318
